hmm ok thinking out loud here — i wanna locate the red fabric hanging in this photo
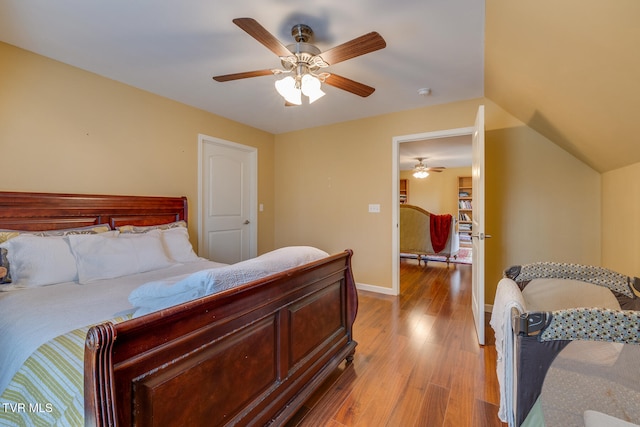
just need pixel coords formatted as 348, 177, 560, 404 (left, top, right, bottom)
430, 214, 452, 253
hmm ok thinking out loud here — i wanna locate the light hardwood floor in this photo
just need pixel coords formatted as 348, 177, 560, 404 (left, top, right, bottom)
288, 258, 507, 427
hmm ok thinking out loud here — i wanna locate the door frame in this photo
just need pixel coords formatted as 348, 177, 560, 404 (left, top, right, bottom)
392, 127, 474, 295
197, 134, 258, 260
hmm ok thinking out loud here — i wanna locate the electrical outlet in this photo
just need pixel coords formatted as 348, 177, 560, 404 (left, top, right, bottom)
368, 204, 381, 213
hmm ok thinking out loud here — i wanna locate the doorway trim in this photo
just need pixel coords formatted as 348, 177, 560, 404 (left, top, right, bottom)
197, 134, 258, 260
392, 127, 474, 295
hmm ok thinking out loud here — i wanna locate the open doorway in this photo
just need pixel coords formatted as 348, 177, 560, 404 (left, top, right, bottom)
392, 128, 473, 295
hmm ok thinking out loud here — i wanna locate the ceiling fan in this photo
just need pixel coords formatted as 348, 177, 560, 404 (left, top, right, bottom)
413, 158, 445, 178
212, 18, 386, 105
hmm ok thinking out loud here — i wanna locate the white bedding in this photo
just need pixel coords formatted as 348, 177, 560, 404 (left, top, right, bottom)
129, 246, 330, 317
0, 259, 225, 395
490, 277, 527, 426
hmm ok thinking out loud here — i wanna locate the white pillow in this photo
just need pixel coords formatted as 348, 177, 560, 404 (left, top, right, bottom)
0, 234, 78, 289
68, 230, 174, 284
160, 227, 200, 263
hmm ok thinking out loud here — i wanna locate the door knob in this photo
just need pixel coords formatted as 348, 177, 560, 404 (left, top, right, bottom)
243, 220, 250, 225
471, 232, 492, 240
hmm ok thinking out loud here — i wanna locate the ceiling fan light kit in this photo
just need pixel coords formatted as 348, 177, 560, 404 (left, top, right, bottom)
412, 157, 445, 179
274, 74, 325, 105
212, 18, 386, 106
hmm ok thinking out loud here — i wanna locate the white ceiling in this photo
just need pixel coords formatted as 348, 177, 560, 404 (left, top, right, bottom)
0, 0, 484, 136
399, 135, 472, 171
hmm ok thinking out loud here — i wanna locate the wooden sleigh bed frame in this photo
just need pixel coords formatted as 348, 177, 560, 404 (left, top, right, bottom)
0, 191, 358, 426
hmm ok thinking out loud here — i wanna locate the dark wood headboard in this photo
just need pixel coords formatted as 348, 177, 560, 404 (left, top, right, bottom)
0, 191, 188, 231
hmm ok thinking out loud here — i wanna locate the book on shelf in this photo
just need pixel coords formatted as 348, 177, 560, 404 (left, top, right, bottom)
458, 200, 472, 209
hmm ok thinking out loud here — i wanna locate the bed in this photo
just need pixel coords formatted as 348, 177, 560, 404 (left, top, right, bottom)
490, 262, 640, 427
0, 191, 358, 426
399, 204, 459, 266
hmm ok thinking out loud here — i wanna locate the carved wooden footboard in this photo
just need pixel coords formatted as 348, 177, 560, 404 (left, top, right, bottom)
84, 250, 358, 427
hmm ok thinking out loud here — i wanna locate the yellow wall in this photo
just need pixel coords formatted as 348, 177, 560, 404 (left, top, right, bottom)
2, 42, 605, 305
274, 99, 602, 303
274, 100, 483, 288
602, 162, 640, 277
0, 42, 276, 254
400, 167, 472, 216
485, 123, 602, 288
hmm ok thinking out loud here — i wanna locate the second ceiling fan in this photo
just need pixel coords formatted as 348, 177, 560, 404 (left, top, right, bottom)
413, 158, 445, 178
212, 18, 386, 105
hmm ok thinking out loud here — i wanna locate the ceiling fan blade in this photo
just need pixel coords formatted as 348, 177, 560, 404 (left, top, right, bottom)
320, 32, 386, 65
212, 69, 274, 82
232, 18, 292, 57
324, 74, 375, 97
427, 167, 445, 173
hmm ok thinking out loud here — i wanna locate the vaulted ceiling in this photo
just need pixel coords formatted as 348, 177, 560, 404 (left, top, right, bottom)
1, 0, 638, 173
485, 0, 640, 173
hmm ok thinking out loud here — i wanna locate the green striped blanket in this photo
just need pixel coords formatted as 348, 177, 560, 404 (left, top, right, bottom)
0, 315, 131, 427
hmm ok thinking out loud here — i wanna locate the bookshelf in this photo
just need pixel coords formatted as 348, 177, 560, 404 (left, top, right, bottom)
457, 176, 473, 247
400, 179, 409, 204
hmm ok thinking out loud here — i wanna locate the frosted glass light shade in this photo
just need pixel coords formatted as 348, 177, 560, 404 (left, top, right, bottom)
301, 74, 325, 103
275, 76, 302, 105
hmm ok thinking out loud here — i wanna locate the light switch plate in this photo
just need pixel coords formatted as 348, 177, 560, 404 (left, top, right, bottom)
368, 204, 381, 213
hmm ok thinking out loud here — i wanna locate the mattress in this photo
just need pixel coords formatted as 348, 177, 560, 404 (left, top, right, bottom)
539, 341, 640, 426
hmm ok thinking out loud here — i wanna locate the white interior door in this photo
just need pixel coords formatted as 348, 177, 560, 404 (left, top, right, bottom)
471, 105, 486, 345
199, 135, 257, 264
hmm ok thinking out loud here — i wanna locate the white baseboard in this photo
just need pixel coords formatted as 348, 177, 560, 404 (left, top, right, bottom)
356, 282, 398, 296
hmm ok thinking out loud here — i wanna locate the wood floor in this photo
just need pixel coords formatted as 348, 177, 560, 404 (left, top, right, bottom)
287, 258, 507, 427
